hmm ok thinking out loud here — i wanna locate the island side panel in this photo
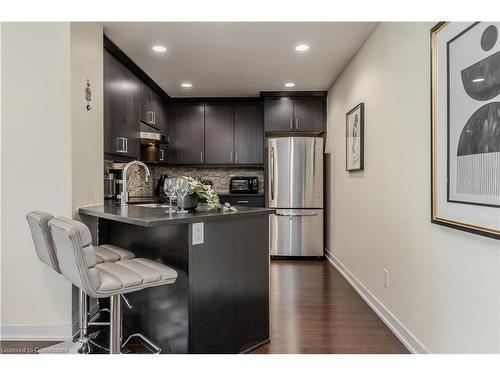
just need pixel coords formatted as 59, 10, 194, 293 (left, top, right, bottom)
98, 219, 190, 353
189, 214, 270, 353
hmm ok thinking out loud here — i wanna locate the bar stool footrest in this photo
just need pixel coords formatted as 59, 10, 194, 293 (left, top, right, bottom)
122, 333, 161, 354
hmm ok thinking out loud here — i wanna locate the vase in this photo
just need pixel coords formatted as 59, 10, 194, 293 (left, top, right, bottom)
177, 192, 198, 211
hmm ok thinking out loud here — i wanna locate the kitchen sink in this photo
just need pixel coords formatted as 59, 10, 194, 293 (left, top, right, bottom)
132, 203, 170, 208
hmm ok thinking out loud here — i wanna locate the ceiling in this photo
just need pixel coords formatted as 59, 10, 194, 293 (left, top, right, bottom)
103, 22, 378, 97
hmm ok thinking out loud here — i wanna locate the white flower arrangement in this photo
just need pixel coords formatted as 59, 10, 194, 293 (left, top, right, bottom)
183, 176, 237, 212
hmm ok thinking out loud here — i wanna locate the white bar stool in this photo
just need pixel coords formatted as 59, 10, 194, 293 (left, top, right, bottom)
26, 211, 135, 353
49, 216, 177, 354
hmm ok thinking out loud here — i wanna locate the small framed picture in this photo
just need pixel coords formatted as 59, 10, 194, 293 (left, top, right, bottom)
346, 103, 364, 171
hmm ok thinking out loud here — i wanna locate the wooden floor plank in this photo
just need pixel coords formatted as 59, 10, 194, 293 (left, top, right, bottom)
251, 260, 409, 354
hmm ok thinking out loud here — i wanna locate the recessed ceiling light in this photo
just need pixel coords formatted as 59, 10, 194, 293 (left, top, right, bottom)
295, 44, 310, 52
284, 82, 295, 88
181, 82, 193, 88
472, 78, 485, 83
152, 45, 167, 53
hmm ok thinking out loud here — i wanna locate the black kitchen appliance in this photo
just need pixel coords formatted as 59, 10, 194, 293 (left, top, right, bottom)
154, 174, 169, 198
104, 173, 116, 199
109, 168, 124, 200
230, 176, 259, 194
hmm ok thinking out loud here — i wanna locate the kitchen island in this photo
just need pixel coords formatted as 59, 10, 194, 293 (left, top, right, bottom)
79, 201, 274, 353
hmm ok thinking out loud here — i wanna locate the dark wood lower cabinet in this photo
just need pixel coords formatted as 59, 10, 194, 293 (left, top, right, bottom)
220, 195, 265, 207
189, 215, 269, 353
96, 214, 270, 353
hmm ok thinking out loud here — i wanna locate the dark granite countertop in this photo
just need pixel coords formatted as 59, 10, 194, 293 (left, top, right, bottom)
79, 201, 274, 227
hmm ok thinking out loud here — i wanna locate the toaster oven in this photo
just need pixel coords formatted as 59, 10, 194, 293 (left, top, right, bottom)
230, 176, 259, 194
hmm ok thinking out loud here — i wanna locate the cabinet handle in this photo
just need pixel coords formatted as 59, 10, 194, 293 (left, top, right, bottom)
230, 151, 233, 162
295, 118, 299, 130
276, 212, 318, 217
147, 111, 155, 124
289, 118, 293, 131
117, 137, 128, 153
270, 147, 275, 200
237, 200, 249, 204
235, 151, 238, 163
200, 152, 203, 163
159, 149, 164, 161
152, 111, 156, 125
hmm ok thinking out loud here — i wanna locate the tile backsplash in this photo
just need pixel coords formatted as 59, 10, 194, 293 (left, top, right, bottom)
105, 160, 264, 197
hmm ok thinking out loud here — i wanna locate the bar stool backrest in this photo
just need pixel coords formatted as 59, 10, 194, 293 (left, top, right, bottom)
49, 217, 101, 297
26, 211, 61, 273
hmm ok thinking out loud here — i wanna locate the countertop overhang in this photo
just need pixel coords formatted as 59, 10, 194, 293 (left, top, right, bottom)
79, 201, 274, 227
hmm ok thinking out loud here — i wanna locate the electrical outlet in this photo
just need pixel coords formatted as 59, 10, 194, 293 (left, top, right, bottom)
192, 222, 204, 245
384, 269, 389, 288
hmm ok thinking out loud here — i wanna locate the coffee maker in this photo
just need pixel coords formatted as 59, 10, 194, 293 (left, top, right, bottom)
154, 174, 168, 198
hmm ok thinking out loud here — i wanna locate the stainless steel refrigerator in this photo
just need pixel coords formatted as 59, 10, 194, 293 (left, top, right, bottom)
267, 137, 323, 257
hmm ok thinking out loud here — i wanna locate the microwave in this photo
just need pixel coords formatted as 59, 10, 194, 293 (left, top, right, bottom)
230, 176, 259, 194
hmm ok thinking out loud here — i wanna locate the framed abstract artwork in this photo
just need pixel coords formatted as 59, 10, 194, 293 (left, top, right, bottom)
431, 22, 500, 239
346, 103, 364, 171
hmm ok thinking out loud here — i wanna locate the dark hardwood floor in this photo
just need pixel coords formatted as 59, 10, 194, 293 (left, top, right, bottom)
1, 260, 408, 354
251, 260, 409, 354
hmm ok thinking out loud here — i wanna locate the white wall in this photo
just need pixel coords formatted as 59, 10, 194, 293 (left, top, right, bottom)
70, 22, 104, 214
325, 22, 500, 353
0, 22, 103, 340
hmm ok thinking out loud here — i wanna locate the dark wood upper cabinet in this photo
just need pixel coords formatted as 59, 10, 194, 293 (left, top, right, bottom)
169, 101, 263, 166
264, 98, 294, 132
169, 104, 205, 164
152, 90, 163, 129
293, 98, 324, 131
157, 98, 169, 164
140, 83, 162, 129
205, 105, 234, 164
159, 97, 168, 135
264, 96, 325, 133
234, 103, 263, 164
104, 50, 140, 158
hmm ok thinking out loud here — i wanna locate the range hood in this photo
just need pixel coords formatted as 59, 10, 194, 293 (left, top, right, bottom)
139, 131, 166, 144
139, 122, 166, 144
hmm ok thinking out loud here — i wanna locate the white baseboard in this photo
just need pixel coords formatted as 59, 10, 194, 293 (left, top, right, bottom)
0, 324, 73, 341
324, 249, 429, 354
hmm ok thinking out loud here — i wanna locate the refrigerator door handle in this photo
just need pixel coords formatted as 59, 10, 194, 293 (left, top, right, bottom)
275, 212, 319, 217
270, 147, 275, 201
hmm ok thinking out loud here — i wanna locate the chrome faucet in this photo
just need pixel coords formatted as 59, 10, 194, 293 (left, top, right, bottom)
120, 160, 151, 206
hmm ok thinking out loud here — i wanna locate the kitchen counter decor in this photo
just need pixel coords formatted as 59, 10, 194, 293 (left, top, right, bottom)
184, 176, 237, 212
